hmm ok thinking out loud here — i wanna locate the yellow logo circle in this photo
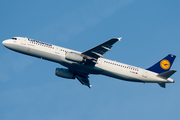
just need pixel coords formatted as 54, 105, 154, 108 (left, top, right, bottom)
160, 59, 170, 70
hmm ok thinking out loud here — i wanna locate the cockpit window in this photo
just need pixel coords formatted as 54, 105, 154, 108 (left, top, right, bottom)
11, 37, 17, 40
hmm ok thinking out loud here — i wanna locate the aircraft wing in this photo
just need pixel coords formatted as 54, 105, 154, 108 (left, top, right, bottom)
71, 38, 121, 87
82, 37, 121, 59
69, 69, 91, 88
76, 75, 91, 88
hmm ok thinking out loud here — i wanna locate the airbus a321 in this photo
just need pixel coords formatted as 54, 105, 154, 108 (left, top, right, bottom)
2, 37, 177, 88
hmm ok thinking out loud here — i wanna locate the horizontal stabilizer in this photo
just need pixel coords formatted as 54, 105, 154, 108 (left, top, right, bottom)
158, 83, 166, 88
157, 70, 177, 79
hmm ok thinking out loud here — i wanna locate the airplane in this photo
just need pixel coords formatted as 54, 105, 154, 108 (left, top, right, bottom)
2, 37, 177, 88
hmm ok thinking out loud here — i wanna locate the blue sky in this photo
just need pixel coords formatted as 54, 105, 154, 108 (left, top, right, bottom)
0, 0, 180, 120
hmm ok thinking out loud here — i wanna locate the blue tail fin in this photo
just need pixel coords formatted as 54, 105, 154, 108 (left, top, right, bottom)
147, 54, 176, 74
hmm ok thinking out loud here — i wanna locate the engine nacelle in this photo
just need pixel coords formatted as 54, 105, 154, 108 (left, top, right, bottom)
65, 52, 84, 62
55, 68, 75, 79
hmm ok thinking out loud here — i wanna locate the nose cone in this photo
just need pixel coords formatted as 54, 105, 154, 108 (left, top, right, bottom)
2, 39, 15, 49
2, 40, 10, 47
2, 40, 7, 46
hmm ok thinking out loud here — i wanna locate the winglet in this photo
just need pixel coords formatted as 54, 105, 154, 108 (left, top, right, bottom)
117, 37, 122, 41
89, 85, 92, 88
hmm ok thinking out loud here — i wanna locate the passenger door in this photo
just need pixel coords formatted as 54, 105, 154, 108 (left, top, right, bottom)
55, 46, 60, 54
21, 38, 26, 45
142, 70, 147, 78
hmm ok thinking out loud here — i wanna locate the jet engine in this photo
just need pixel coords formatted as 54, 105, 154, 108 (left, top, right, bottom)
65, 52, 85, 62
55, 68, 75, 79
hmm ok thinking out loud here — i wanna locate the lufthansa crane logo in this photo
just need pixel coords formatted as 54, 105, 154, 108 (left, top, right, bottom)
160, 59, 170, 70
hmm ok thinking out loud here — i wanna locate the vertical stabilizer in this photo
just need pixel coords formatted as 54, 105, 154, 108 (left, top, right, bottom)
147, 54, 176, 74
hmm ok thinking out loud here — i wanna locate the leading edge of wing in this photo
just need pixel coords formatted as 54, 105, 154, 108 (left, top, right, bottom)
82, 37, 122, 59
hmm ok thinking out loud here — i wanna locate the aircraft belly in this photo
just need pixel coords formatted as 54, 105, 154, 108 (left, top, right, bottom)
101, 70, 143, 82
62, 62, 103, 74
100, 65, 168, 83
141, 76, 167, 83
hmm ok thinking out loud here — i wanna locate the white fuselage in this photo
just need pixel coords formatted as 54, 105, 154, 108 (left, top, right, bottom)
2, 37, 174, 84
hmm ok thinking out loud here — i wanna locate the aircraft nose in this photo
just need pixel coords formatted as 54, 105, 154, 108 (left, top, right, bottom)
2, 39, 14, 49
2, 40, 10, 47
2, 40, 7, 46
